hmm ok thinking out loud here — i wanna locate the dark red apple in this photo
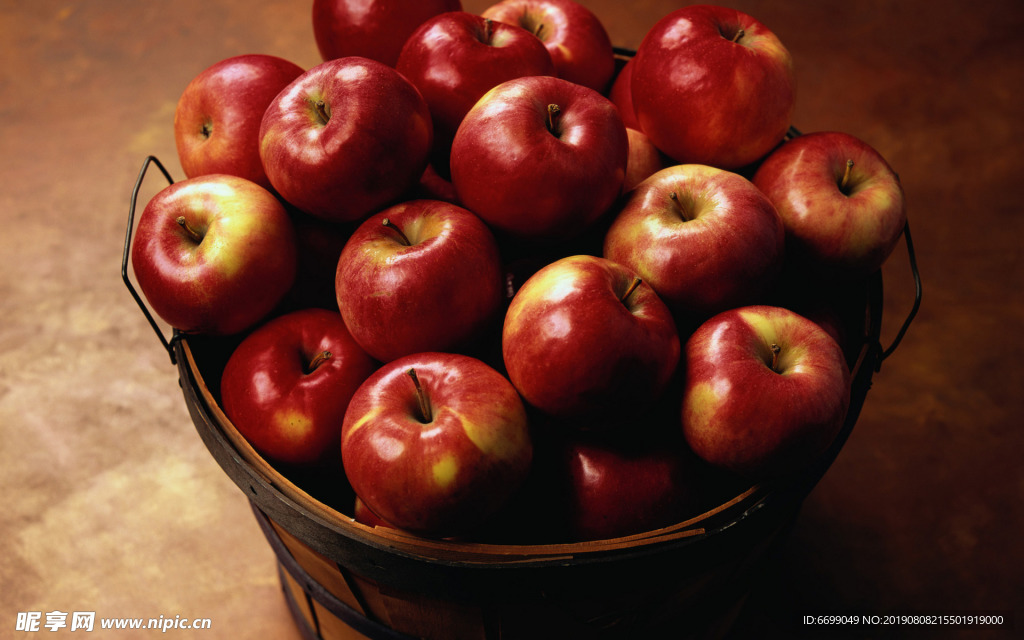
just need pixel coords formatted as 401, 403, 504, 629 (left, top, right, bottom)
752, 131, 907, 279
353, 496, 395, 529
397, 10, 555, 176
259, 57, 433, 223
341, 352, 532, 537
502, 255, 679, 425
312, 0, 462, 67
335, 199, 504, 363
130, 174, 297, 336
408, 164, 461, 205
220, 308, 378, 466
608, 56, 640, 130
450, 75, 627, 241
481, 0, 615, 92
552, 432, 704, 542
279, 208, 355, 312
174, 54, 304, 191
623, 127, 668, 192
630, 5, 796, 169
603, 164, 785, 328
681, 305, 851, 479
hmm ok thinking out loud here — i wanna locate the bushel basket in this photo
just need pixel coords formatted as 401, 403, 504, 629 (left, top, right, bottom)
124, 139, 920, 639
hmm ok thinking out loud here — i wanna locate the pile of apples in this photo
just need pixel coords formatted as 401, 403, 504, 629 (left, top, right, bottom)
131, 0, 907, 543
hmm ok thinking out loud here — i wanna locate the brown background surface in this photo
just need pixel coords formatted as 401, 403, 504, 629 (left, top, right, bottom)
1, 0, 1020, 638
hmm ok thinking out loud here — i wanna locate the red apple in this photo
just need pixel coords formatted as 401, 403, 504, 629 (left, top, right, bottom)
173, 54, 304, 191
259, 57, 433, 223
623, 127, 668, 192
341, 352, 533, 537
335, 199, 504, 363
752, 131, 907, 279
681, 305, 851, 479
220, 308, 378, 466
408, 163, 461, 205
481, 0, 615, 92
279, 207, 356, 312
551, 432, 704, 542
450, 75, 627, 241
502, 255, 679, 425
312, 0, 462, 67
130, 174, 297, 336
603, 164, 785, 327
608, 57, 640, 130
630, 5, 796, 169
396, 11, 555, 176
767, 274, 871, 370
353, 496, 395, 529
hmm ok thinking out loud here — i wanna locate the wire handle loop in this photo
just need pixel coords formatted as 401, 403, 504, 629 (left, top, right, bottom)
877, 222, 921, 369
121, 155, 179, 365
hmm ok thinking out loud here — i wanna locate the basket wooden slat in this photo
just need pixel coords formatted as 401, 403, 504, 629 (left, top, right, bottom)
270, 519, 370, 618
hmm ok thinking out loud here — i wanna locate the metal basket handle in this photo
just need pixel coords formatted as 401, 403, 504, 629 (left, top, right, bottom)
121, 155, 179, 365
877, 221, 921, 370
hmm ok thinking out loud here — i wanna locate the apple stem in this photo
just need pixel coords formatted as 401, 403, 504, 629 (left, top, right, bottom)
620, 276, 643, 305
407, 368, 432, 423
840, 159, 855, 193
668, 192, 691, 221
313, 99, 331, 126
307, 350, 332, 373
731, 28, 745, 43
546, 103, 561, 134
483, 17, 493, 44
769, 343, 781, 372
175, 216, 203, 243
533, 21, 545, 39
382, 217, 411, 246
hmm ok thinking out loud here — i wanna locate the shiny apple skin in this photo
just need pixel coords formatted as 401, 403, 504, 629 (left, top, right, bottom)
630, 5, 795, 169
608, 57, 640, 130
220, 308, 378, 466
481, 0, 615, 92
681, 305, 851, 480
130, 174, 297, 336
174, 54, 304, 191
353, 495, 395, 529
552, 432, 704, 542
752, 131, 907, 279
397, 11, 555, 175
312, 0, 463, 67
502, 255, 679, 424
341, 352, 532, 537
603, 164, 785, 327
450, 75, 627, 241
259, 57, 433, 223
623, 127, 668, 193
335, 199, 504, 363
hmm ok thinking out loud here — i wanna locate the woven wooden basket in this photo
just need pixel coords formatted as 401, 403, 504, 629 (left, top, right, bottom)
168, 265, 887, 640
